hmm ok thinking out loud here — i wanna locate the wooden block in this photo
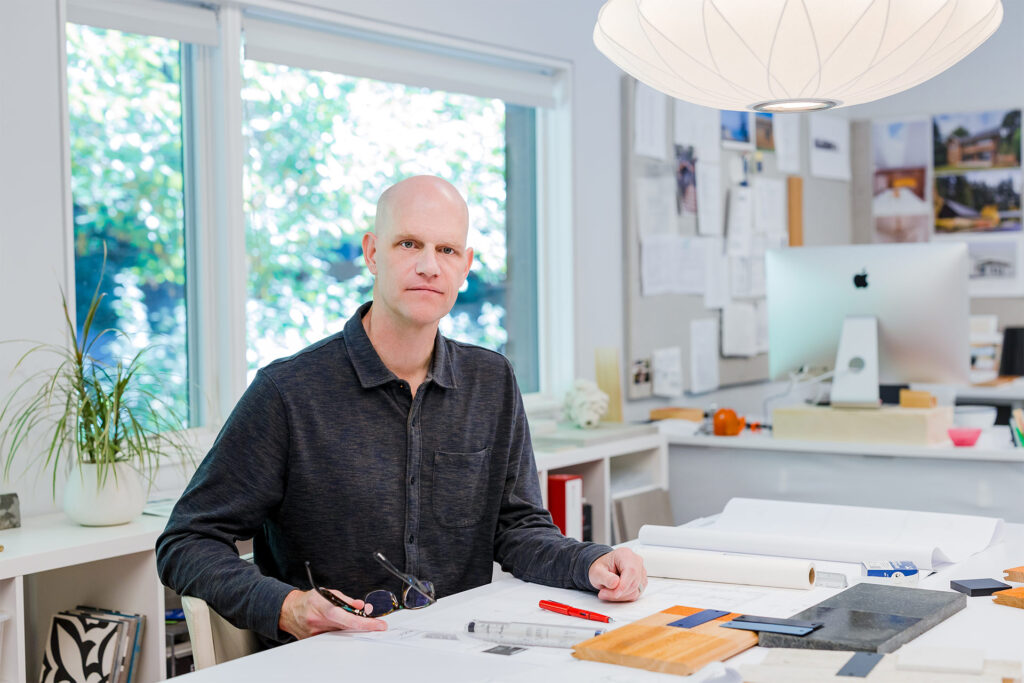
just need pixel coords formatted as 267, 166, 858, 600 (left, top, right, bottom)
572, 605, 756, 676
899, 389, 936, 409
787, 176, 803, 247
649, 406, 704, 422
1003, 565, 1024, 583
992, 586, 1024, 609
595, 347, 624, 423
771, 404, 954, 446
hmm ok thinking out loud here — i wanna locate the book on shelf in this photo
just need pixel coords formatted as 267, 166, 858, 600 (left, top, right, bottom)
547, 473, 583, 541
40, 606, 145, 683
77, 606, 146, 683
1013, 409, 1024, 448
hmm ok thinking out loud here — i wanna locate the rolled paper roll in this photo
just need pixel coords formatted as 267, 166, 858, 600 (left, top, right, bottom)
636, 546, 815, 590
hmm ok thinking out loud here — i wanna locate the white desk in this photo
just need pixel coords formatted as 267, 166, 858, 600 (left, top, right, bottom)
169, 525, 1024, 682
661, 423, 1024, 525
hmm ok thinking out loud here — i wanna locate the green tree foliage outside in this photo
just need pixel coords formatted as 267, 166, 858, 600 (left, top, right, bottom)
66, 23, 515, 428
66, 24, 189, 426
242, 61, 509, 378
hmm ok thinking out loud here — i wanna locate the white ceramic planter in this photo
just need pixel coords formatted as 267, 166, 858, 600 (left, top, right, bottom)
63, 461, 145, 526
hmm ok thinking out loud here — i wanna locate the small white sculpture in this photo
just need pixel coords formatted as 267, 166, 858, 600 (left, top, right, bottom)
563, 379, 609, 429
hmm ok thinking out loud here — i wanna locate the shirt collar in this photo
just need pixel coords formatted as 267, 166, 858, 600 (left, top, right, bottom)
344, 301, 456, 391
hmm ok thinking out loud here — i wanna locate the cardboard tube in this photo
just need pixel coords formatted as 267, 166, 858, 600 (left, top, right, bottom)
637, 546, 815, 590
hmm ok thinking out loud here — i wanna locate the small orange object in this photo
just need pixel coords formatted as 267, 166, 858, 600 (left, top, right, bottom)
1004, 565, 1024, 583
713, 408, 746, 436
992, 586, 1024, 609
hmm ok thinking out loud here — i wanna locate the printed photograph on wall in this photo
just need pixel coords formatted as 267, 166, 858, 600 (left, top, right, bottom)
720, 110, 752, 148
965, 238, 1023, 297
934, 169, 1022, 233
674, 144, 697, 215
871, 118, 931, 242
809, 114, 851, 180
755, 113, 774, 151
933, 109, 1021, 173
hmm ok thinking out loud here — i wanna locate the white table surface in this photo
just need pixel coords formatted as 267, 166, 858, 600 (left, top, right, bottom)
171, 525, 1024, 682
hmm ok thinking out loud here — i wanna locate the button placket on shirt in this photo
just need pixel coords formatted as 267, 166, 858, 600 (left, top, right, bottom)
403, 380, 428, 575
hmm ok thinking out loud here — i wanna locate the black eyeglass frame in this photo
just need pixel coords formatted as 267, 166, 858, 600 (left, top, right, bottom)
304, 551, 437, 618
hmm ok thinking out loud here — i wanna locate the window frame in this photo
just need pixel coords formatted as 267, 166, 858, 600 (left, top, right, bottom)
60, 0, 575, 450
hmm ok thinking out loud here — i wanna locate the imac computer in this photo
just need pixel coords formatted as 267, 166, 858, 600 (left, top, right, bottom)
765, 243, 969, 407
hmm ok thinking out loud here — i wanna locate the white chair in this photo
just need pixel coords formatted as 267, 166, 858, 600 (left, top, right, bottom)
181, 594, 260, 670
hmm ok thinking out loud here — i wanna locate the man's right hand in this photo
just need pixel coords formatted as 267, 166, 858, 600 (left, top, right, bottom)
279, 589, 388, 639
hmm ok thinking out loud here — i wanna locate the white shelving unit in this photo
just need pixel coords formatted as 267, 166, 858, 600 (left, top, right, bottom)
533, 425, 669, 545
0, 514, 168, 683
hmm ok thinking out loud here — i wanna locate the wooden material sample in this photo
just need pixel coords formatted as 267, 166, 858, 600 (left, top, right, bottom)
594, 347, 623, 423
771, 404, 954, 445
1003, 565, 1024, 583
787, 176, 804, 247
899, 389, 937, 409
993, 586, 1024, 609
572, 605, 756, 676
741, 648, 1022, 683
649, 406, 704, 422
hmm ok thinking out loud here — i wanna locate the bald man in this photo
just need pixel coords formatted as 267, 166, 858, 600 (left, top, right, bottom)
156, 176, 645, 647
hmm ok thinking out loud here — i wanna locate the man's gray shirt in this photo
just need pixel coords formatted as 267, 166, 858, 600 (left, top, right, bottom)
156, 301, 612, 643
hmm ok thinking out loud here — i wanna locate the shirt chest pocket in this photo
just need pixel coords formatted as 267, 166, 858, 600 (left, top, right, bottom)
432, 448, 491, 528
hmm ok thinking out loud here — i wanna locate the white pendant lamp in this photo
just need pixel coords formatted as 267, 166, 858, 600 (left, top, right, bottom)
594, 0, 1003, 112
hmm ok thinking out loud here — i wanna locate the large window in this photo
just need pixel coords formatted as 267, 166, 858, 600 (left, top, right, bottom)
66, 23, 190, 425
58, 3, 568, 434
242, 61, 539, 390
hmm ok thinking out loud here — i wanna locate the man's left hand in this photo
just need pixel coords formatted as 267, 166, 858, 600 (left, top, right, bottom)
588, 548, 647, 602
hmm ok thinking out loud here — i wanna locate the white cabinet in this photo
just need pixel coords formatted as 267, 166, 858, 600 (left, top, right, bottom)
533, 426, 669, 545
0, 514, 167, 683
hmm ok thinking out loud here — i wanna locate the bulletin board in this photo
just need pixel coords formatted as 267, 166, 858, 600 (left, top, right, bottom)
622, 77, 782, 399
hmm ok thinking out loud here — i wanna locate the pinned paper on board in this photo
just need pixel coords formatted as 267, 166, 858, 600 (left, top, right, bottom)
697, 163, 723, 235
810, 114, 851, 181
773, 113, 801, 173
755, 299, 770, 354
652, 346, 685, 397
753, 177, 787, 237
726, 186, 753, 256
722, 302, 759, 357
703, 239, 730, 309
634, 82, 668, 160
690, 318, 720, 394
640, 234, 707, 296
636, 174, 677, 236
674, 99, 720, 163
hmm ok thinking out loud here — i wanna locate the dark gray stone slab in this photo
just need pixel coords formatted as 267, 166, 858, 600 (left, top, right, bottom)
758, 582, 965, 653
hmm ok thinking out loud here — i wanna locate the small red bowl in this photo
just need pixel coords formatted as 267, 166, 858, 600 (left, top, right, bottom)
948, 427, 982, 447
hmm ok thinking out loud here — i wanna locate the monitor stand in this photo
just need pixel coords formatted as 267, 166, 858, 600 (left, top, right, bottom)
831, 315, 881, 409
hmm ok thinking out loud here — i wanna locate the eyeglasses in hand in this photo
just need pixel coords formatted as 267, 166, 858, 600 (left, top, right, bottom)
304, 551, 436, 618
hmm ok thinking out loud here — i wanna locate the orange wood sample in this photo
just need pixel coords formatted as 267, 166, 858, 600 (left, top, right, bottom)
992, 586, 1024, 609
572, 605, 757, 676
649, 407, 704, 422
899, 389, 936, 409
787, 176, 804, 247
1003, 565, 1024, 583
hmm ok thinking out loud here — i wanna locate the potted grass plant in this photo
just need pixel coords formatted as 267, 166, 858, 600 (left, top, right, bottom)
0, 265, 193, 526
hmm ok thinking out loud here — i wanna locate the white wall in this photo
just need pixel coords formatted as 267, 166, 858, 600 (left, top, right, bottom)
0, 1, 74, 514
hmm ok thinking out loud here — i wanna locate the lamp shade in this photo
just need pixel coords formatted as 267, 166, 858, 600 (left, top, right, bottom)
1000, 327, 1024, 376
593, 0, 1003, 112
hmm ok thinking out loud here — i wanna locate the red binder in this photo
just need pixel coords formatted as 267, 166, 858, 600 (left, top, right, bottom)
547, 473, 583, 540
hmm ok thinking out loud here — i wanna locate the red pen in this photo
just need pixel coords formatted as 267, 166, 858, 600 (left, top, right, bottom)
539, 599, 613, 623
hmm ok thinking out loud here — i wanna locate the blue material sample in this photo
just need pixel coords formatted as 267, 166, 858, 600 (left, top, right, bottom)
950, 578, 1011, 597
721, 621, 817, 636
837, 652, 884, 677
668, 609, 730, 629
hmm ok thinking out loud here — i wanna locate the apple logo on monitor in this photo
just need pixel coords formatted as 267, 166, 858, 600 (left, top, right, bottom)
853, 270, 868, 288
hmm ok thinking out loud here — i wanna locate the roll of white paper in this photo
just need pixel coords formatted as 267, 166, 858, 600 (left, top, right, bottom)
636, 546, 815, 590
